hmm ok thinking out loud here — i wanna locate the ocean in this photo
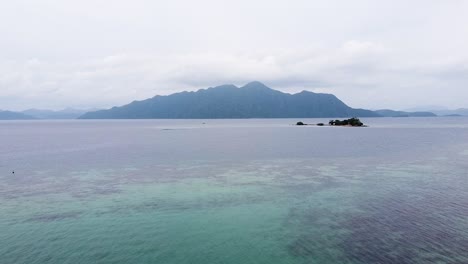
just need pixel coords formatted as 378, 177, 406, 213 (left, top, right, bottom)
1, 117, 468, 263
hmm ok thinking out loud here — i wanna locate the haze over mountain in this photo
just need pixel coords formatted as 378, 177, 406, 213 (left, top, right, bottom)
403, 106, 468, 116
80, 82, 380, 119
424, 109, 468, 117
374, 109, 436, 118
22, 108, 100, 119
0, 110, 36, 120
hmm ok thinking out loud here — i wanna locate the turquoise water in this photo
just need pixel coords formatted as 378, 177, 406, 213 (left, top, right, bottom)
1, 118, 468, 263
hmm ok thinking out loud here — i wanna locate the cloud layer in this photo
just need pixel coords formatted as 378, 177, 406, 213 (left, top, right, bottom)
1, 0, 468, 110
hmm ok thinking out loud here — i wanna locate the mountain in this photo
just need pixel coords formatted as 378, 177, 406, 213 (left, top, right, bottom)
0, 110, 37, 120
375, 109, 437, 117
403, 106, 449, 112
430, 108, 468, 116
80, 82, 379, 119
403, 106, 468, 116
443, 114, 463, 117
22, 108, 99, 119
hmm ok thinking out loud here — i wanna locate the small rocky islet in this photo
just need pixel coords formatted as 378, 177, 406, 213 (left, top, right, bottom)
296, 117, 365, 127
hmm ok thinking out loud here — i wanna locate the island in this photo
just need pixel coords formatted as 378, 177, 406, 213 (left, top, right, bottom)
296, 118, 365, 127
329, 118, 364, 127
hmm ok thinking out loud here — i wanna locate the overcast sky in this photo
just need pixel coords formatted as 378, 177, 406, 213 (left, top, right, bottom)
1, 0, 467, 111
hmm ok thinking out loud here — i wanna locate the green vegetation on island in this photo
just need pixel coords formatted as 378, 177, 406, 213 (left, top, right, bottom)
329, 117, 364, 127
296, 118, 365, 127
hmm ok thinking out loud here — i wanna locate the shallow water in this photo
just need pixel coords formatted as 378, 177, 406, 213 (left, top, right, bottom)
1, 118, 468, 263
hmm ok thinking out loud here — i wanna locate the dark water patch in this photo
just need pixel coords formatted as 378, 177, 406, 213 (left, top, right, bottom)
139, 201, 160, 210
92, 188, 273, 220
339, 190, 468, 263
26, 211, 82, 223
61, 183, 123, 199
284, 204, 350, 262
288, 235, 329, 258
283, 160, 468, 263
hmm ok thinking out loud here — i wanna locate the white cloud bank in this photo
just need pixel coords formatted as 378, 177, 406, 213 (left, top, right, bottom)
0, 0, 467, 110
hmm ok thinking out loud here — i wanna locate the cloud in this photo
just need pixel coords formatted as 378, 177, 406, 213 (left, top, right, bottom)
1, 39, 467, 111
1, 1, 468, 110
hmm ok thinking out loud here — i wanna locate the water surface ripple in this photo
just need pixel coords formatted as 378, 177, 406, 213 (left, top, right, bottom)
1, 118, 468, 264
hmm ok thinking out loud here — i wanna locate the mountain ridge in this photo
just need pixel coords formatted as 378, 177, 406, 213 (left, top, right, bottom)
80, 82, 380, 119
375, 109, 437, 117
427, 108, 468, 116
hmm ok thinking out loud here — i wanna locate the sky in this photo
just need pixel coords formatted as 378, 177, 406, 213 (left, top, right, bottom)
1, 0, 468, 111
